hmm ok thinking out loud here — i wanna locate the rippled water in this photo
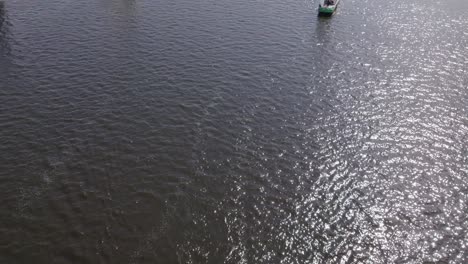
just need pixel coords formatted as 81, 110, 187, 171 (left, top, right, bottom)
1, 0, 468, 263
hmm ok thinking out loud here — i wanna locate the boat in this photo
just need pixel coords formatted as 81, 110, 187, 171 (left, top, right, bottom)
318, 0, 340, 16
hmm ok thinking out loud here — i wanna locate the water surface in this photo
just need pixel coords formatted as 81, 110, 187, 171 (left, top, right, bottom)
1, 0, 468, 263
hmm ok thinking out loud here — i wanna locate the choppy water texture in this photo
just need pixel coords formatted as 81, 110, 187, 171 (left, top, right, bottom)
1, 0, 468, 263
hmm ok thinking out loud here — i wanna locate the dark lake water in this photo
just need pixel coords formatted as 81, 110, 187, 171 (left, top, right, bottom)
1, 0, 468, 263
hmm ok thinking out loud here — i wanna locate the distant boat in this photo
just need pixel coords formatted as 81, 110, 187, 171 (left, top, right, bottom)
318, 0, 340, 16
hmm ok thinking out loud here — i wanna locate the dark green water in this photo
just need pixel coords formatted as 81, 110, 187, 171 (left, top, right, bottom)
1, 0, 467, 263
